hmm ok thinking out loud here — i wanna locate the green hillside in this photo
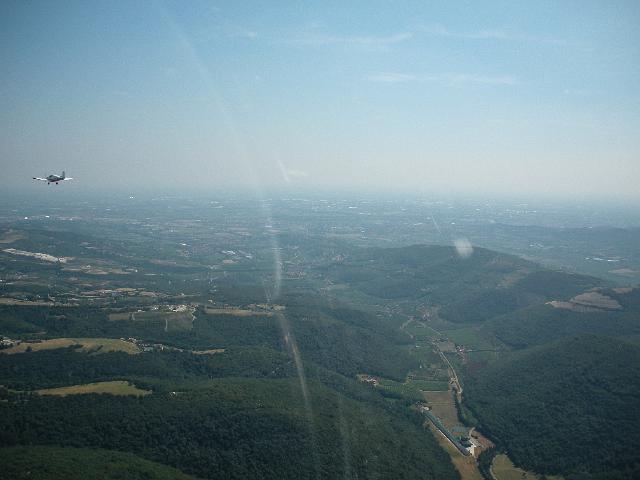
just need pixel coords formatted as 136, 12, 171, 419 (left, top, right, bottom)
321, 245, 604, 324
0, 376, 459, 480
465, 335, 640, 479
482, 287, 640, 348
0, 446, 196, 480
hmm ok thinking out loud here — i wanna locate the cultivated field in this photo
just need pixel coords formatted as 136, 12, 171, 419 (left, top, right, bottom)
442, 327, 495, 350
571, 291, 621, 310
409, 379, 450, 391
1, 338, 140, 355
376, 378, 424, 400
37, 381, 150, 397
192, 348, 226, 355
204, 307, 273, 317
549, 290, 622, 312
491, 454, 563, 480
109, 310, 194, 331
403, 322, 439, 339
0, 298, 53, 306
423, 389, 460, 429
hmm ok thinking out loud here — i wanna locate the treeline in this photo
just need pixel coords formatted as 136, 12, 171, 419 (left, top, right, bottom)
0, 346, 296, 390
0, 305, 114, 337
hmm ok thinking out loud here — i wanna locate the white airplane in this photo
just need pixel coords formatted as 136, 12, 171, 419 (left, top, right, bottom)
32, 171, 73, 185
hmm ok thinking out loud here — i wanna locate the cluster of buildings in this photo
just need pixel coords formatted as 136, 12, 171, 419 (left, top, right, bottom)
417, 402, 481, 457
121, 337, 183, 353
0, 336, 19, 349
79, 288, 160, 299
358, 375, 380, 386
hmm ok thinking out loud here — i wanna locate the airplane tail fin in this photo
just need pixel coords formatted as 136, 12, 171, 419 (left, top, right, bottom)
62, 171, 65, 178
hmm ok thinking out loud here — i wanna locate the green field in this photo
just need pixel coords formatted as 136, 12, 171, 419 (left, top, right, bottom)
376, 378, 425, 400
110, 309, 193, 323
204, 306, 273, 316
37, 381, 151, 397
114, 310, 195, 332
404, 322, 439, 339
441, 327, 496, 350
422, 390, 459, 429
410, 344, 443, 364
1, 338, 140, 355
467, 350, 501, 363
377, 377, 448, 397
408, 379, 450, 391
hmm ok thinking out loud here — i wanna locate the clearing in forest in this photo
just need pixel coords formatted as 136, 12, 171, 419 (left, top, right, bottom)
204, 307, 273, 317
37, 381, 150, 397
1, 338, 140, 355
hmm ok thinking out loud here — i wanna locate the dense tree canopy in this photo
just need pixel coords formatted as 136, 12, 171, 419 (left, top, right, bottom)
466, 335, 640, 479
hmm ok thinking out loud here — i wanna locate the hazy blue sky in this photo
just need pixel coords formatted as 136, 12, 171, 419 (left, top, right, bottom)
1, 1, 639, 198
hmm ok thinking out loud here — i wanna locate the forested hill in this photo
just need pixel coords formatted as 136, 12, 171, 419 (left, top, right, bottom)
465, 335, 640, 479
0, 446, 198, 480
0, 373, 460, 480
321, 244, 605, 323
481, 286, 640, 348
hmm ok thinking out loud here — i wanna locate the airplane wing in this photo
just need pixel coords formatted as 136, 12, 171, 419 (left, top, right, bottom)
33, 177, 48, 182
63, 177, 73, 181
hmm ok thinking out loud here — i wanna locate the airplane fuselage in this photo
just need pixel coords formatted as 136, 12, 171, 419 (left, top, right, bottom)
33, 171, 71, 185
47, 175, 63, 183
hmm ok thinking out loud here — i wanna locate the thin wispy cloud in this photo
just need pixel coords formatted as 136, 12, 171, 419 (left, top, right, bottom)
421, 24, 509, 40
448, 73, 518, 86
419, 24, 566, 45
284, 23, 565, 54
367, 72, 518, 86
287, 31, 413, 51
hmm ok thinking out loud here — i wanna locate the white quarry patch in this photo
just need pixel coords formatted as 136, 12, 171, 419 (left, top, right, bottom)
2, 248, 69, 263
